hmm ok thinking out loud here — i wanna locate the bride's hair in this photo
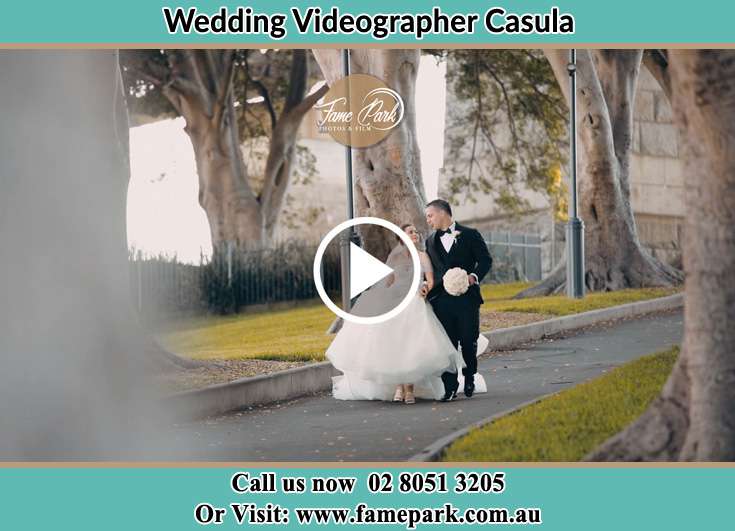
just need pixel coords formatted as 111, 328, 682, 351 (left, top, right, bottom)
398, 223, 419, 248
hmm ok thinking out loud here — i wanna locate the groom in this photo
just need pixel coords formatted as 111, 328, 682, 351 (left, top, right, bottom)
422, 199, 492, 402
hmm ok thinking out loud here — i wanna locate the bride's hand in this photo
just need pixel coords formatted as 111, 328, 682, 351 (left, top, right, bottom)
419, 282, 429, 298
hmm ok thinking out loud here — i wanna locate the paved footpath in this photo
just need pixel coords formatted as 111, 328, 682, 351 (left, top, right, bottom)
166, 310, 683, 461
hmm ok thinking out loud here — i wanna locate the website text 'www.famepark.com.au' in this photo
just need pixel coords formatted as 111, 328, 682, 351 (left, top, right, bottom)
194, 470, 542, 527
199, 502, 542, 528
294, 503, 541, 527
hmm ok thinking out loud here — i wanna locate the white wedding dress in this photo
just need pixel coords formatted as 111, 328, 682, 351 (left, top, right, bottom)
326, 245, 488, 401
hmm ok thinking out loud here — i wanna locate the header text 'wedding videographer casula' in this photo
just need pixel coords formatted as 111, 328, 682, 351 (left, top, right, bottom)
162, 6, 575, 39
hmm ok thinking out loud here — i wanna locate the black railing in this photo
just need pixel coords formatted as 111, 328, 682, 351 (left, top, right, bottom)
128, 232, 541, 318
129, 241, 341, 317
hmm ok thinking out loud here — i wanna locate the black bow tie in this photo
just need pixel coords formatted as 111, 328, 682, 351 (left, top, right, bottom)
438, 228, 453, 236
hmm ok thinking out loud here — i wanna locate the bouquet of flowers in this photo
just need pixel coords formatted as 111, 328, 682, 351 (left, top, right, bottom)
443, 267, 470, 296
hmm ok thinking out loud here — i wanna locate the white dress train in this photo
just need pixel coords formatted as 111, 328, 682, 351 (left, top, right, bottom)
326, 246, 488, 401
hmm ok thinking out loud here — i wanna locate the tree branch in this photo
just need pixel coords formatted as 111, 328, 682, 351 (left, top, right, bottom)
481, 57, 532, 179
591, 50, 642, 193
203, 50, 221, 95
283, 50, 309, 113
212, 50, 236, 128
467, 52, 482, 185
544, 49, 616, 156
125, 66, 162, 88
251, 79, 277, 130
257, 60, 327, 237
289, 82, 328, 119
122, 51, 168, 87
173, 50, 213, 116
311, 49, 343, 86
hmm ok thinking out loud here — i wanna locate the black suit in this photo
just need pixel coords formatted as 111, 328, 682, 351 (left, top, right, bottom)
425, 223, 492, 391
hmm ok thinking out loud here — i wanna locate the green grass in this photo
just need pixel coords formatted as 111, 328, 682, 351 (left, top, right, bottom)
480, 281, 534, 302
157, 283, 680, 362
442, 347, 680, 462
158, 302, 335, 362
482, 285, 680, 316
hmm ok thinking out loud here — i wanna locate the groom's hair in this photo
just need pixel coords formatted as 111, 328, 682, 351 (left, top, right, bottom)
426, 199, 452, 216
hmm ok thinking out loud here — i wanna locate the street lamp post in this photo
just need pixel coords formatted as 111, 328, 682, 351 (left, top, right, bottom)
566, 49, 585, 299
339, 48, 358, 312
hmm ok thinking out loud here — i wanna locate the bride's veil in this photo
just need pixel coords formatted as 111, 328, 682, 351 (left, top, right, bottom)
385, 243, 411, 269
385, 243, 416, 281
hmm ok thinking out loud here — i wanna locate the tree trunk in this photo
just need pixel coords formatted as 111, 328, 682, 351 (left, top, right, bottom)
0, 51, 170, 458
516, 50, 682, 298
152, 50, 325, 249
155, 51, 265, 248
181, 92, 265, 247
261, 116, 297, 241
261, 51, 329, 241
313, 49, 427, 259
589, 50, 735, 461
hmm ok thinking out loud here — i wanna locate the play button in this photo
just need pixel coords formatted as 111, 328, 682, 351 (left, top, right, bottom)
313, 217, 421, 325
349, 242, 394, 299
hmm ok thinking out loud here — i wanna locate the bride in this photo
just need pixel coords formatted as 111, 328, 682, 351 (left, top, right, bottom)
326, 223, 488, 403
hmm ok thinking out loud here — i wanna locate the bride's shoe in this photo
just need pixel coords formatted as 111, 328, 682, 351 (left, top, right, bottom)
393, 385, 405, 402
404, 385, 416, 404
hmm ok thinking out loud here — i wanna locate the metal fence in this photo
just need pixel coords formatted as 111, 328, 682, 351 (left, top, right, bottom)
129, 258, 204, 316
128, 231, 541, 316
483, 231, 543, 283
128, 242, 341, 317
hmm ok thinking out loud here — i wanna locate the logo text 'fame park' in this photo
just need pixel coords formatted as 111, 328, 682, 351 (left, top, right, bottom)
314, 74, 404, 148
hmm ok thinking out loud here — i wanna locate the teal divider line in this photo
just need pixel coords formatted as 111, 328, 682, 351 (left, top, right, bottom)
0, 466, 732, 530
1, 1, 734, 44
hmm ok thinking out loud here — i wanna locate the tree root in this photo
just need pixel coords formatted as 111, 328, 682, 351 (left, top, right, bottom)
513, 248, 683, 299
586, 355, 690, 461
585, 396, 689, 461
513, 261, 566, 298
144, 338, 207, 371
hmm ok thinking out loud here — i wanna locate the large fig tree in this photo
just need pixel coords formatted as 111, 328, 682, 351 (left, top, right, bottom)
121, 49, 326, 248
517, 50, 682, 297
589, 50, 735, 461
312, 49, 427, 258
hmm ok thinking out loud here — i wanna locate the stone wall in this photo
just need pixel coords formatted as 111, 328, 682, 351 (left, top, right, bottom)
628, 68, 684, 266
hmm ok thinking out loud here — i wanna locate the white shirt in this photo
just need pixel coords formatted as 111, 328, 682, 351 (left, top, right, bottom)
439, 222, 457, 253
439, 222, 479, 283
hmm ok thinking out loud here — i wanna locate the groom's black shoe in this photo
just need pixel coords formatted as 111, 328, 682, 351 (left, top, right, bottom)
440, 382, 459, 402
440, 388, 457, 402
464, 377, 475, 398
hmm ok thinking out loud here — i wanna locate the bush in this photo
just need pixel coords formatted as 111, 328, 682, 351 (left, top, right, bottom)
201, 241, 341, 315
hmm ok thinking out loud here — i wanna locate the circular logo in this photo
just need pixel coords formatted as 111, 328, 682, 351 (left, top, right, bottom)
313, 74, 405, 148
313, 217, 421, 325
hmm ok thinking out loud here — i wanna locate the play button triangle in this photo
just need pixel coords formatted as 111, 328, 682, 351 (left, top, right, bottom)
349, 242, 394, 300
